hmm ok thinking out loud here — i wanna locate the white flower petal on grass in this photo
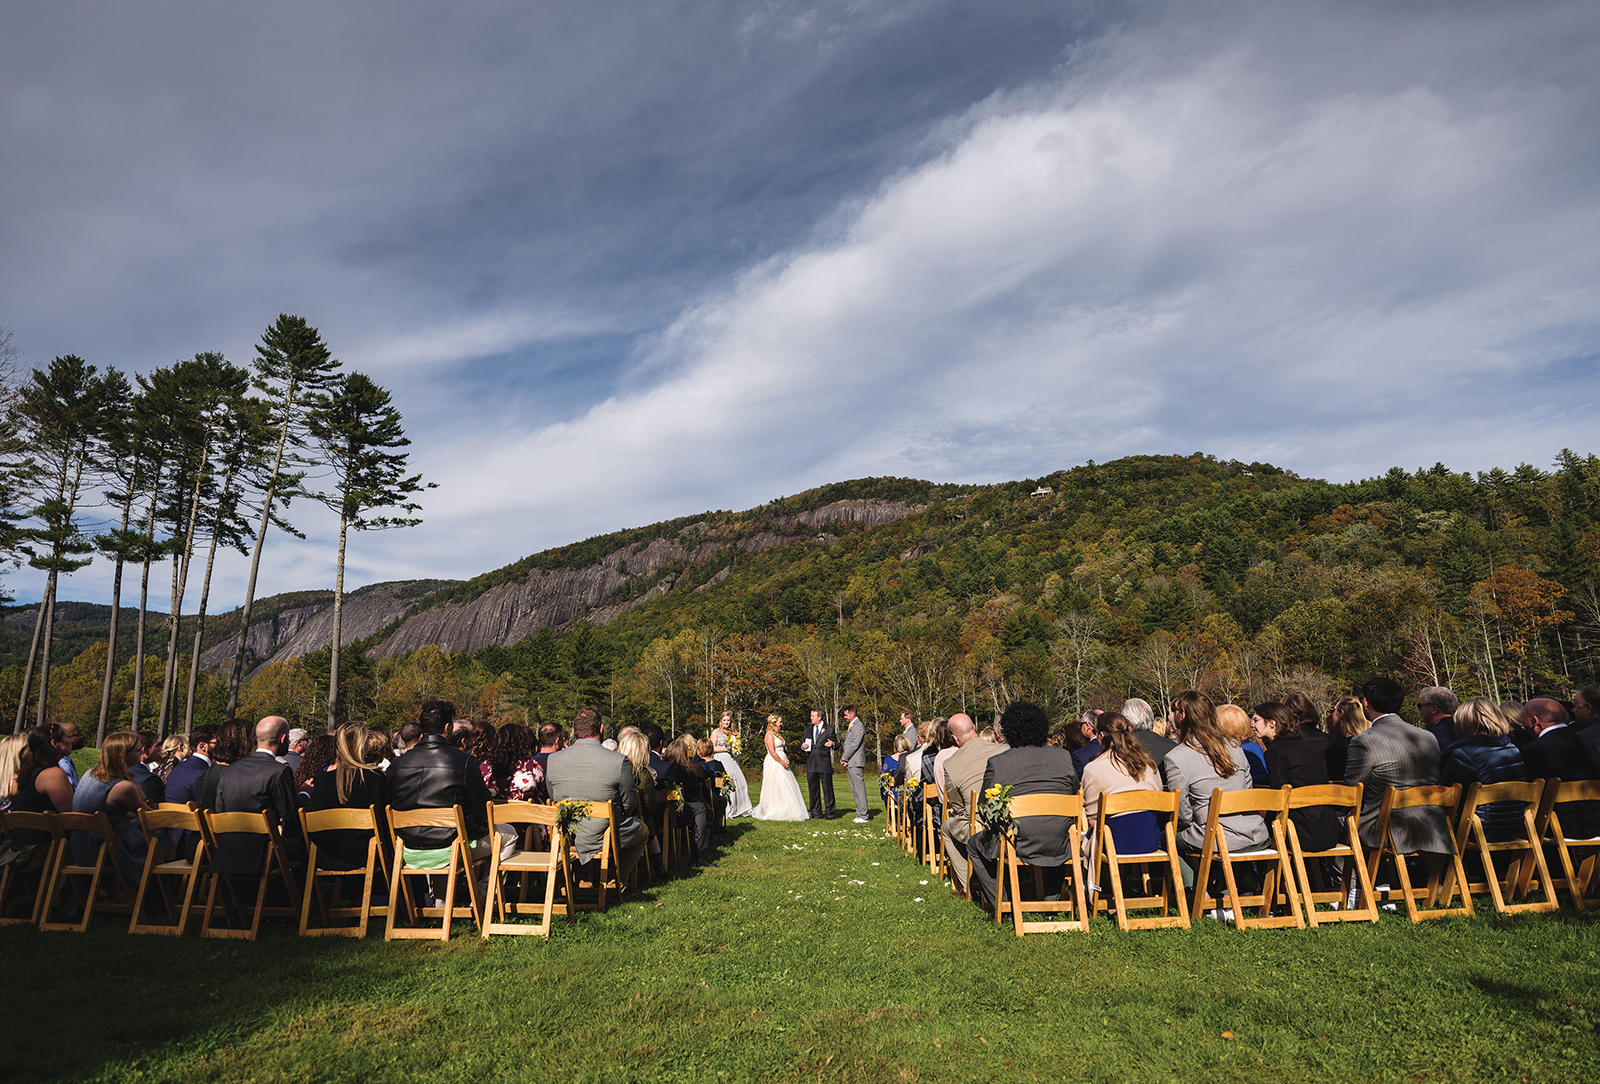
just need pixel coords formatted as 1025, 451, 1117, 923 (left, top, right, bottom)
914, 897, 925, 902
920, 880, 929, 885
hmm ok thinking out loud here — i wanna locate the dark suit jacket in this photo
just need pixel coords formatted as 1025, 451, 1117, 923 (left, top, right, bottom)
163, 754, 210, 808
1429, 717, 1458, 751
803, 721, 837, 774
1133, 730, 1176, 784
1522, 725, 1600, 839
214, 750, 303, 874
970, 746, 1080, 868
1265, 733, 1335, 851
1070, 740, 1101, 779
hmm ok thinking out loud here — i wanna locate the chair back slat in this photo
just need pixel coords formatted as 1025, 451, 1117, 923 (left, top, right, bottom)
302, 807, 378, 833
1099, 790, 1178, 817
1388, 784, 1461, 811
1212, 786, 1289, 816
139, 807, 202, 833
207, 811, 273, 835
1008, 793, 1081, 820
1287, 784, 1361, 811
388, 806, 461, 831
489, 802, 560, 828
1463, 779, 1544, 809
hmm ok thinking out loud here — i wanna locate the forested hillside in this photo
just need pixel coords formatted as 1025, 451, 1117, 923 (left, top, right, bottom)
17, 451, 1600, 751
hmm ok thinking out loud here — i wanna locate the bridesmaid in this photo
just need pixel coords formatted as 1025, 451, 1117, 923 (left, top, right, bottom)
712, 712, 754, 818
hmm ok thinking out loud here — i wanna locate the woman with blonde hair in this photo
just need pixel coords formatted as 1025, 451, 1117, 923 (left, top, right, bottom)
750, 714, 807, 821
69, 729, 151, 883
1325, 697, 1369, 781
1441, 697, 1528, 842
306, 724, 389, 870
1216, 704, 1269, 786
1162, 691, 1269, 865
154, 735, 189, 784
711, 712, 753, 818
0, 733, 28, 813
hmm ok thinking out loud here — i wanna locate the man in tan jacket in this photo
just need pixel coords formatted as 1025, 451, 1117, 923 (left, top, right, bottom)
939, 713, 1008, 896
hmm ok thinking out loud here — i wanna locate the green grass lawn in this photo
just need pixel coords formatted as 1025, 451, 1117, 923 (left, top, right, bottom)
4, 783, 1599, 1084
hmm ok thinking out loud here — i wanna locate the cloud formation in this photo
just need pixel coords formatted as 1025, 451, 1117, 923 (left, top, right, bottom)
4, 2, 1599, 608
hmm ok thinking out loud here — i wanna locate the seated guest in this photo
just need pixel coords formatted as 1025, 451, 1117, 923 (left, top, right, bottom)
214, 717, 306, 873
545, 708, 649, 878
68, 730, 152, 886
0, 733, 27, 815
1418, 686, 1460, 751
1326, 697, 1370, 782
387, 700, 494, 871
1520, 697, 1600, 840
482, 722, 544, 802
162, 725, 215, 808
395, 721, 422, 756
1283, 691, 1334, 769
696, 736, 728, 830
1572, 688, 1600, 733
292, 733, 337, 807
1252, 701, 1335, 852
644, 726, 671, 783
882, 735, 908, 785
1217, 704, 1270, 786
283, 728, 310, 771
1164, 691, 1268, 874
363, 725, 393, 770
533, 724, 566, 767
617, 730, 665, 879
939, 714, 1007, 897
1121, 698, 1175, 782
153, 735, 189, 786
969, 702, 1079, 913
1079, 711, 1161, 866
307, 724, 389, 870
128, 732, 165, 805
3, 729, 75, 893
897, 723, 930, 786
1346, 676, 1452, 857
1068, 710, 1105, 778
1442, 697, 1529, 842
666, 736, 718, 867
56, 722, 85, 786
201, 721, 252, 813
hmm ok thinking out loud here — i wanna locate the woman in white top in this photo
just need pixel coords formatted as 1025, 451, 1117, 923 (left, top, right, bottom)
712, 712, 754, 818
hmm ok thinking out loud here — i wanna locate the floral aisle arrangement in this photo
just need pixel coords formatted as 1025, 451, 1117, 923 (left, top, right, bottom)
976, 783, 1016, 832
555, 799, 589, 838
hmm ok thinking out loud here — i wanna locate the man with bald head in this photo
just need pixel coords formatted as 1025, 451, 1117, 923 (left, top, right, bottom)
1522, 697, 1600, 839
214, 716, 304, 873
939, 712, 1008, 897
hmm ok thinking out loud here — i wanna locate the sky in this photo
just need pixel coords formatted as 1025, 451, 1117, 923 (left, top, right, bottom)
3, 0, 1599, 610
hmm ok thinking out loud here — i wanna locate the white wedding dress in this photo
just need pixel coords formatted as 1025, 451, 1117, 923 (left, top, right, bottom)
750, 737, 809, 821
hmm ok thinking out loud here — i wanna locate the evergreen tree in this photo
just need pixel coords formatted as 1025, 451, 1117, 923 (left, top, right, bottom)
304, 371, 430, 731
224, 315, 339, 718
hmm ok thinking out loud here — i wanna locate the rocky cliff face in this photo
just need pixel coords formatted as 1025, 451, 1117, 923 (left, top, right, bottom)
198, 580, 456, 673
372, 497, 922, 657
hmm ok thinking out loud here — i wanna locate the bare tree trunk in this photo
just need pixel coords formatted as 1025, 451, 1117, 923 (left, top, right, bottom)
326, 513, 348, 734
97, 495, 134, 745
130, 482, 160, 732
13, 599, 45, 733
183, 493, 229, 735
158, 425, 213, 738
34, 573, 58, 730
225, 397, 294, 719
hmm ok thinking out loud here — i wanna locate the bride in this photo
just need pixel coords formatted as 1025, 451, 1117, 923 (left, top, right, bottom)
712, 712, 754, 818
750, 714, 808, 821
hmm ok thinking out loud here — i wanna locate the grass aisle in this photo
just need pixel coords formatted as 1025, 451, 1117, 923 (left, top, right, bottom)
4, 783, 1599, 1084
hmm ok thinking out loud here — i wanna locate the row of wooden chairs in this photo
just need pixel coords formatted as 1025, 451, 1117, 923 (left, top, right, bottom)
887, 777, 1599, 937
0, 798, 644, 941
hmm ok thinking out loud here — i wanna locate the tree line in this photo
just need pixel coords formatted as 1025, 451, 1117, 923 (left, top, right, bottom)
0, 316, 428, 742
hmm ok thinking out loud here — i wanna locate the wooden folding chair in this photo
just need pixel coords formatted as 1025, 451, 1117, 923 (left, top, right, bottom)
39, 811, 134, 932
1366, 784, 1472, 921
201, 810, 303, 940
384, 805, 485, 941
1453, 780, 1557, 915
1284, 784, 1379, 926
566, 801, 632, 913
1088, 790, 1190, 931
129, 804, 210, 936
921, 783, 945, 879
1528, 779, 1600, 909
995, 793, 1091, 936
482, 802, 572, 937
0, 811, 58, 926
1191, 787, 1304, 930
298, 806, 389, 937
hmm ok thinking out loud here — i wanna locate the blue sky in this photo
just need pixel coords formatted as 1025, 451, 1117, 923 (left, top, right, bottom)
3, 1, 1599, 609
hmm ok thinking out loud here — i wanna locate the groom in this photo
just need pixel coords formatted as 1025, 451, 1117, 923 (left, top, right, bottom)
802, 708, 837, 819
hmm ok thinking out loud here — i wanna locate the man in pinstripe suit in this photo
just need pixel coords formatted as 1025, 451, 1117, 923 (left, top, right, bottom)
1345, 676, 1454, 854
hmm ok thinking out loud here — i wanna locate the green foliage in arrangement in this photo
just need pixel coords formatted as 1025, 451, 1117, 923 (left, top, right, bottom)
3, 786, 1596, 1084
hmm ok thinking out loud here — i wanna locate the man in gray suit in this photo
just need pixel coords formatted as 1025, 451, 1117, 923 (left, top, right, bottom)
1345, 676, 1454, 855
940, 713, 1007, 897
840, 706, 869, 823
544, 708, 648, 882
